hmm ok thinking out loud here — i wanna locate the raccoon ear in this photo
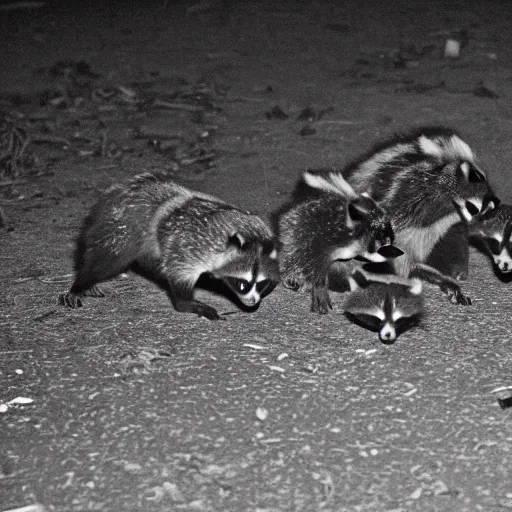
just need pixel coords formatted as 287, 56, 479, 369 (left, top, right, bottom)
346, 202, 366, 228
456, 162, 486, 183
408, 278, 423, 296
262, 239, 282, 259
303, 170, 358, 199
227, 232, 246, 249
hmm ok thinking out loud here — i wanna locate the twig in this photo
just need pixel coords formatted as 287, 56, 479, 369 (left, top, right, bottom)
152, 99, 204, 112
0, 349, 34, 355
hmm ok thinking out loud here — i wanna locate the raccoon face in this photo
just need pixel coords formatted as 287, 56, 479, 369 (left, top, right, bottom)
216, 234, 280, 307
477, 217, 512, 274
349, 195, 404, 263
452, 161, 500, 222
344, 280, 423, 344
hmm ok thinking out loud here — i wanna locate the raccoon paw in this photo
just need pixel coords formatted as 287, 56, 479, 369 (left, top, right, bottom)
311, 287, 332, 314
452, 269, 468, 281
282, 274, 307, 292
446, 289, 472, 306
81, 285, 105, 298
58, 292, 83, 308
194, 303, 225, 321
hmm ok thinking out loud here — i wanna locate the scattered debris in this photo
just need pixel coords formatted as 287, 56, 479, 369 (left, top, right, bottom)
147, 481, 185, 503
297, 107, 316, 122
473, 84, 499, 99
303, 364, 318, 374
444, 39, 460, 59
265, 105, 289, 120
2, 505, 47, 512
431, 479, 450, 496
490, 385, 512, 393
255, 407, 268, 421
0, 119, 32, 178
0, 396, 34, 413
119, 348, 172, 373
243, 343, 266, 351
299, 124, 316, 136
498, 396, 512, 409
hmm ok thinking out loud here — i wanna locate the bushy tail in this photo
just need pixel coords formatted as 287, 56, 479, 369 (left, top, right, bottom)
303, 170, 358, 200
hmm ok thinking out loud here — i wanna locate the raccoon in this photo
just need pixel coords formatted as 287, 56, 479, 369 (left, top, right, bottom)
58, 172, 280, 320
344, 270, 424, 344
470, 203, 512, 277
303, 128, 499, 305
277, 172, 403, 314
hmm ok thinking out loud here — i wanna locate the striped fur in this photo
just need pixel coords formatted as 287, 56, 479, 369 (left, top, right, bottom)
304, 128, 499, 304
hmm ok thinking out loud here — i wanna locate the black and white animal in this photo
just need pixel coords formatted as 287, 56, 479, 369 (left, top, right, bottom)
344, 270, 424, 344
59, 172, 280, 320
277, 172, 403, 314
303, 128, 500, 305
470, 203, 512, 277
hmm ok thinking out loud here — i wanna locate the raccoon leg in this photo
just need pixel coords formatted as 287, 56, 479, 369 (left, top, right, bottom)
409, 263, 471, 306
282, 271, 307, 292
59, 248, 135, 308
167, 278, 223, 320
426, 223, 469, 281
311, 272, 332, 314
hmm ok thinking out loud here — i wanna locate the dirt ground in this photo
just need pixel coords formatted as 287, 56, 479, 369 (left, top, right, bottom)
2, 1, 512, 511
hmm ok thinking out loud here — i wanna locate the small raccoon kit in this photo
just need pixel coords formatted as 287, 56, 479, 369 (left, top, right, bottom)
277, 172, 403, 314
471, 203, 512, 277
344, 270, 424, 344
59, 172, 280, 320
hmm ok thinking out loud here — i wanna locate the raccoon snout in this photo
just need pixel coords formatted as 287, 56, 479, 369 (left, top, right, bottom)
379, 322, 396, 344
496, 258, 512, 273
482, 194, 500, 215
240, 294, 260, 307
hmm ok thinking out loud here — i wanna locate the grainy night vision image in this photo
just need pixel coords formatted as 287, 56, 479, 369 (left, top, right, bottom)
1, 1, 512, 510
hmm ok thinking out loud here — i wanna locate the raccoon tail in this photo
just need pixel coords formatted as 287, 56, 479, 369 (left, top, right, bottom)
409, 263, 471, 305
303, 170, 358, 200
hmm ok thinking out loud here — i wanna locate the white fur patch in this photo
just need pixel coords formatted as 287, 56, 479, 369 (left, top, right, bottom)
409, 278, 423, 295
448, 135, 475, 162
492, 232, 504, 244
303, 171, 357, 199
349, 306, 386, 320
392, 309, 403, 322
494, 247, 512, 273
460, 161, 470, 179
350, 143, 414, 193
361, 250, 387, 263
419, 135, 444, 158
396, 212, 461, 263
230, 270, 253, 281
379, 322, 396, 342
269, 249, 278, 260
238, 285, 261, 306
331, 241, 361, 261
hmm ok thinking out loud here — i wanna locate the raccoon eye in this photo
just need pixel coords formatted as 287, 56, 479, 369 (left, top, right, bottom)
226, 278, 252, 295
487, 238, 501, 254
395, 315, 420, 332
468, 167, 486, 183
